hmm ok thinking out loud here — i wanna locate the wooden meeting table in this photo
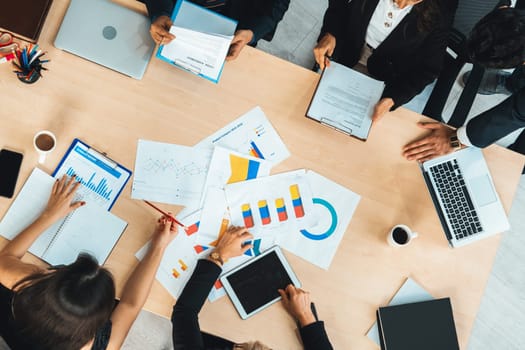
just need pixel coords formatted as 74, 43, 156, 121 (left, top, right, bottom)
1, 1, 524, 348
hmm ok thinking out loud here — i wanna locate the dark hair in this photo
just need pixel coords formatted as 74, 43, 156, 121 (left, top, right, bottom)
12, 253, 115, 350
413, 0, 443, 33
467, 7, 525, 69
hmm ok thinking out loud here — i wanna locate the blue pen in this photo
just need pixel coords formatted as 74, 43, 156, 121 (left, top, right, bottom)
22, 49, 28, 69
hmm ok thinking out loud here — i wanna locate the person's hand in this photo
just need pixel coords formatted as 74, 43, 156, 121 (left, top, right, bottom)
313, 33, 336, 70
41, 175, 85, 222
402, 122, 457, 162
151, 214, 178, 249
371, 98, 395, 123
212, 226, 253, 261
226, 30, 254, 61
149, 15, 175, 45
278, 284, 317, 327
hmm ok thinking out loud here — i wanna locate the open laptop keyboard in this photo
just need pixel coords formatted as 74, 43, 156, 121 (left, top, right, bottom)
429, 159, 483, 240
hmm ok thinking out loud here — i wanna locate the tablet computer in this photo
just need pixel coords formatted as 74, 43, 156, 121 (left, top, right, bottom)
220, 246, 301, 319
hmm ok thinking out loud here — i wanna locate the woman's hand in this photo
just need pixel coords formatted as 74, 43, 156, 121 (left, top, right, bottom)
149, 15, 175, 45
151, 215, 179, 250
313, 33, 336, 70
371, 98, 395, 123
41, 175, 84, 223
278, 284, 317, 327
212, 226, 253, 262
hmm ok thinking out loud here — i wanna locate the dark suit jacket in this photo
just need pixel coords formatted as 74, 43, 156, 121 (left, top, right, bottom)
142, 0, 289, 43
320, 0, 457, 108
171, 259, 334, 350
465, 66, 525, 148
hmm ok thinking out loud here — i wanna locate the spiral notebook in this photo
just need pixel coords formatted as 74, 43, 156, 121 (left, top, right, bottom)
0, 168, 127, 266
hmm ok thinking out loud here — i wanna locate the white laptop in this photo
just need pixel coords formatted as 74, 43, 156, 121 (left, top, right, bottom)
54, 0, 155, 79
421, 147, 510, 247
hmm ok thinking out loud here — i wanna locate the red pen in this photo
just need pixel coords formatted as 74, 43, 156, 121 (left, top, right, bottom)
143, 200, 185, 228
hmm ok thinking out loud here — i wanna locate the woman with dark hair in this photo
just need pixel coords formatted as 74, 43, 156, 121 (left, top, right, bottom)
314, 0, 458, 122
0, 175, 179, 350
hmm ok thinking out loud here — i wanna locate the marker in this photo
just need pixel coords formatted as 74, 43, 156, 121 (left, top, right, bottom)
143, 200, 185, 228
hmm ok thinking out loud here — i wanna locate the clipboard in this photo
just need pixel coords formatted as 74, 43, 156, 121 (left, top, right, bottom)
155, 0, 237, 84
52, 139, 131, 210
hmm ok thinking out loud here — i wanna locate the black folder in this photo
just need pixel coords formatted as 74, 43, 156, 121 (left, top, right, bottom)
377, 298, 460, 350
0, 0, 53, 42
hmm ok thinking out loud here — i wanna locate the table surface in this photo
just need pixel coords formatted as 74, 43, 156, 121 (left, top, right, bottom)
1, 1, 524, 349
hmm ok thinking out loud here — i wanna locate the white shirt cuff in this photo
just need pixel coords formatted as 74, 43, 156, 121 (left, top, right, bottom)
456, 126, 474, 147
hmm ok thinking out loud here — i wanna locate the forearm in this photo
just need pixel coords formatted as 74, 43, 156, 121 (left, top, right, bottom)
238, 0, 290, 43
0, 214, 56, 259
319, 0, 347, 41
119, 243, 164, 308
299, 321, 334, 350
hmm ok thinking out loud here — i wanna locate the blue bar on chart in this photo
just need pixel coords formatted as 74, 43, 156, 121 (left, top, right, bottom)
66, 167, 113, 200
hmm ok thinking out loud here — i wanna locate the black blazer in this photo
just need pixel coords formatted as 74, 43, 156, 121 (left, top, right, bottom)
320, 0, 457, 108
142, 0, 289, 43
171, 259, 334, 350
465, 66, 525, 147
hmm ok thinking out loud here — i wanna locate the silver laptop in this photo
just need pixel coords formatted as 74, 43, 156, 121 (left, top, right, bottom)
421, 147, 509, 247
54, 0, 155, 79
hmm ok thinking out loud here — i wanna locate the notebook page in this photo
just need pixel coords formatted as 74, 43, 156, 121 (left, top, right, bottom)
0, 168, 64, 257
43, 202, 127, 266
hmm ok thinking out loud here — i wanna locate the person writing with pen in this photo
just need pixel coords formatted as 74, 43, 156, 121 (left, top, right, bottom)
170, 225, 334, 350
141, 0, 289, 61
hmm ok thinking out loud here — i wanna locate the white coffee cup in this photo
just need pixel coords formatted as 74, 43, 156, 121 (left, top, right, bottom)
33, 130, 56, 164
387, 224, 418, 247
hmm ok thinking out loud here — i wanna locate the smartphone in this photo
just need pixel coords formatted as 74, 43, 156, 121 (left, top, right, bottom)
0, 149, 23, 198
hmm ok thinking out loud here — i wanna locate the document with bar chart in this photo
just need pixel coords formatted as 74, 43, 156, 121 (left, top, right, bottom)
224, 169, 317, 240
53, 139, 131, 210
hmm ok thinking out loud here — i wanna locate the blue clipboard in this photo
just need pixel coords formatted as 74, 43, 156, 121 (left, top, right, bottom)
52, 139, 132, 210
156, 0, 238, 83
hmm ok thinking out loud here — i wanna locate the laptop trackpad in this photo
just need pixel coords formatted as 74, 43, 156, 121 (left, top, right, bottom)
469, 175, 497, 207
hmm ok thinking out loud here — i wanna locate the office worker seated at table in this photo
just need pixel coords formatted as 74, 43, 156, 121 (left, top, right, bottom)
402, 5, 525, 168
171, 226, 333, 350
314, 0, 457, 122
142, 0, 290, 61
0, 175, 179, 350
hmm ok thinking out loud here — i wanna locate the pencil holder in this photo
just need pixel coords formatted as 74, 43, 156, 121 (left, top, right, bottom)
12, 44, 49, 84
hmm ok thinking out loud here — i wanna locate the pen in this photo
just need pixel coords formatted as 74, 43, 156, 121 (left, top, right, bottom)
310, 302, 319, 321
143, 200, 185, 228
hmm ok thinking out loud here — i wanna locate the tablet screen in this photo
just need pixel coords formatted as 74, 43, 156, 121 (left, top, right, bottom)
224, 250, 293, 314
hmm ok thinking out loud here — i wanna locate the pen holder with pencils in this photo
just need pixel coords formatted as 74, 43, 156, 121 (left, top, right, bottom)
12, 45, 49, 84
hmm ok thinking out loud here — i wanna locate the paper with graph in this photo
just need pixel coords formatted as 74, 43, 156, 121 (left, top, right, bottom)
224, 169, 317, 241
195, 106, 290, 165
131, 139, 211, 207
277, 170, 360, 269
196, 146, 272, 241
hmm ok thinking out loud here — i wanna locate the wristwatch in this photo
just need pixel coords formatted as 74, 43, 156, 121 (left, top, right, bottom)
450, 133, 462, 151
209, 251, 224, 266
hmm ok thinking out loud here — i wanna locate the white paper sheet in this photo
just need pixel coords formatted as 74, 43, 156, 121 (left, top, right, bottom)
278, 170, 360, 269
224, 169, 316, 243
131, 139, 211, 207
195, 107, 290, 165
307, 61, 385, 140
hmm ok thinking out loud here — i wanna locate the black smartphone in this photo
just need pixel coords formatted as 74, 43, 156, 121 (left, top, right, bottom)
0, 149, 24, 198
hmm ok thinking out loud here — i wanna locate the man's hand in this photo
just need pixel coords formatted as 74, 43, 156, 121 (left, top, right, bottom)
150, 15, 175, 45
371, 98, 395, 123
278, 284, 317, 327
226, 30, 254, 61
403, 122, 457, 162
313, 33, 336, 70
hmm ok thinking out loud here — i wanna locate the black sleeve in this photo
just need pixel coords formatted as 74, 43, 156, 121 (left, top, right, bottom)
142, 0, 174, 21
171, 259, 222, 350
299, 321, 334, 350
237, 0, 290, 43
466, 88, 525, 147
382, 1, 458, 108
318, 0, 349, 41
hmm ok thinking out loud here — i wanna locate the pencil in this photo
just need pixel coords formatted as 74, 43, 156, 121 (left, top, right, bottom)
143, 200, 185, 228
